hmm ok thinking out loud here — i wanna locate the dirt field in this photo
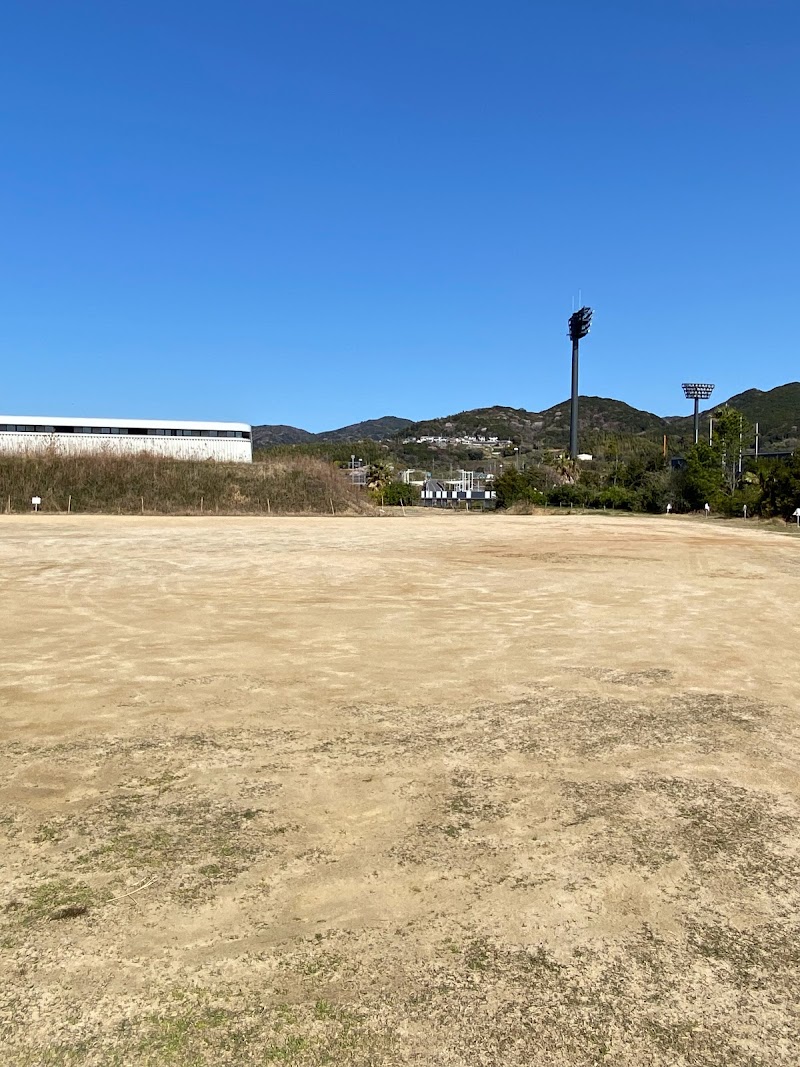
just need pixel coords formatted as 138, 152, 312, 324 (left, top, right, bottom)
1, 512, 799, 1066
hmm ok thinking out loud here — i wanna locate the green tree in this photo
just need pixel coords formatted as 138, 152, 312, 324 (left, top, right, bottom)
712, 406, 751, 495
679, 406, 750, 510
681, 441, 724, 510
757, 452, 800, 518
546, 482, 591, 507
379, 481, 416, 505
494, 467, 548, 508
598, 485, 639, 510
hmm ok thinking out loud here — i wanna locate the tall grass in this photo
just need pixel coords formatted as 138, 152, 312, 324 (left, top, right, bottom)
0, 451, 372, 515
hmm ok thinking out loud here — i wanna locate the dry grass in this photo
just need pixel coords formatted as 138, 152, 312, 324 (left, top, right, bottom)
0, 451, 371, 514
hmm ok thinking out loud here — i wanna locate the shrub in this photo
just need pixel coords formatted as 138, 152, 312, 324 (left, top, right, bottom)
545, 483, 590, 507
376, 481, 416, 506
494, 467, 549, 508
597, 485, 639, 510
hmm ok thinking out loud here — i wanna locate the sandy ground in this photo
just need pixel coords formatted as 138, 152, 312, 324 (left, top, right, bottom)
1, 512, 799, 1066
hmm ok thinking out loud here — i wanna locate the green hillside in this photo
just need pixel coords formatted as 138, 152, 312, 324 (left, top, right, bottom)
252, 416, 411, 448
317, 416, 412, 441
252, 383, 800, 455
398, 406, 540, 443
719, 382, 800, 448
251, 424, 316, 447
399, 398, 667, 449
534, 397, 667, 445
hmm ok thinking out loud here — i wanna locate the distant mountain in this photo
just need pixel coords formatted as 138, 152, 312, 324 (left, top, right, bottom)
251, 424, 316, 447
398, 399, 667, 448
251, 384, 800, 453
534, 397, 667, 442
399, 387, 800, 450
395, 406, 534, 441
251, 415, 412, 449
317, 416, 413, 442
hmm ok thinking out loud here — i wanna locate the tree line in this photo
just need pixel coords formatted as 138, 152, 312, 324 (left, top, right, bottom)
493, 407, 800, 518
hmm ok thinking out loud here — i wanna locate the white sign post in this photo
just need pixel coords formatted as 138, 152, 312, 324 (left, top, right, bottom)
793, 507, 800, 527
31, 496, 42, 513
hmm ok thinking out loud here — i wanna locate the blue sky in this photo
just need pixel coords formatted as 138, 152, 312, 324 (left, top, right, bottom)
2, 1, 798, 430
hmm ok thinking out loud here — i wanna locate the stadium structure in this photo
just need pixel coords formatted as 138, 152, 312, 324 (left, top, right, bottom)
0, 416, 253, 463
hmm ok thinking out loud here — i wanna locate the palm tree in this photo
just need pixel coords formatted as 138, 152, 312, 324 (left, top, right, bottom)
366, 462, 392, 492
555, 456, 579, 485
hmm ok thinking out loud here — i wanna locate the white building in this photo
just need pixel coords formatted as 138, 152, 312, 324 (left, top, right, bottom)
0, 416, 253, 463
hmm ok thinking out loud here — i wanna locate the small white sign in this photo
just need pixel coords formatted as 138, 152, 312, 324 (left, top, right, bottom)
794, 507, 800, 525
31, 496, 41, 506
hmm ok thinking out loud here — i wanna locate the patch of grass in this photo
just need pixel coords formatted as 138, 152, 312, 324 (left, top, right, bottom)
517, 945, 563, 975
18, 879, 104, 925
298, 951, 342, 977
263, 1035, 308, 1061
10, 1043, 106, 1067
560, 775, 799, 882
686, 919, 800, 991
68, 791, 288, 902
0, 811, 22, 839
33, 820, 68, 844
464, 938, 493, 972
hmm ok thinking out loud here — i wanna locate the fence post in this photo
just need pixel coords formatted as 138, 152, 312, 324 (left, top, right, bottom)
267, 496, 271, 515
5, 495, 10, 514
330, 497, 335, 516
141, 496, 144, 515
200, 495, 204, 514
68, 495, 72, 514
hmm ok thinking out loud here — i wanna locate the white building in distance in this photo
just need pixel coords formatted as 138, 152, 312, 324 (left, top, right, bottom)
0, 416, 253, 463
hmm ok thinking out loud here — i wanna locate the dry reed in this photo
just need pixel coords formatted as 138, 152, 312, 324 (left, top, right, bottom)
0, 451, 372, 515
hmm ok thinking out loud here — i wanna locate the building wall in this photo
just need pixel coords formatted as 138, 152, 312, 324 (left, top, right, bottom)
0, 431, 252, 463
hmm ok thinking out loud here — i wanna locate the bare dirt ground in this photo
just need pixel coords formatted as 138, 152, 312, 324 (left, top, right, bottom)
1, 512, 799, 1066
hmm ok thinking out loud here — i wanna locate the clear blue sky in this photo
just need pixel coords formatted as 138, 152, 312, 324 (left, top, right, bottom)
2, 1, 798, 429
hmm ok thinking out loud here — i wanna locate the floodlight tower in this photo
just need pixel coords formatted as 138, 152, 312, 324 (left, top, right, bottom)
681, 382, 715, 444
568, 306, 593, 459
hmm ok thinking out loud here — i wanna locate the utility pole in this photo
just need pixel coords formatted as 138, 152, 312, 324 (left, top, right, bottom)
568, 306, 593, 459
738, 414, 743, 475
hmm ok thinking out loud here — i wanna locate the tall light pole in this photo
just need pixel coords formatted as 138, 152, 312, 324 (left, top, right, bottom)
568, 306, 593, 459
681, 383, 715, 444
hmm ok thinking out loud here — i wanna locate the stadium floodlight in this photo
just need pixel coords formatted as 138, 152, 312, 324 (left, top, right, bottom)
568, 307, 593, 342
682, 382, 715, 444
567, 306, 593, 458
